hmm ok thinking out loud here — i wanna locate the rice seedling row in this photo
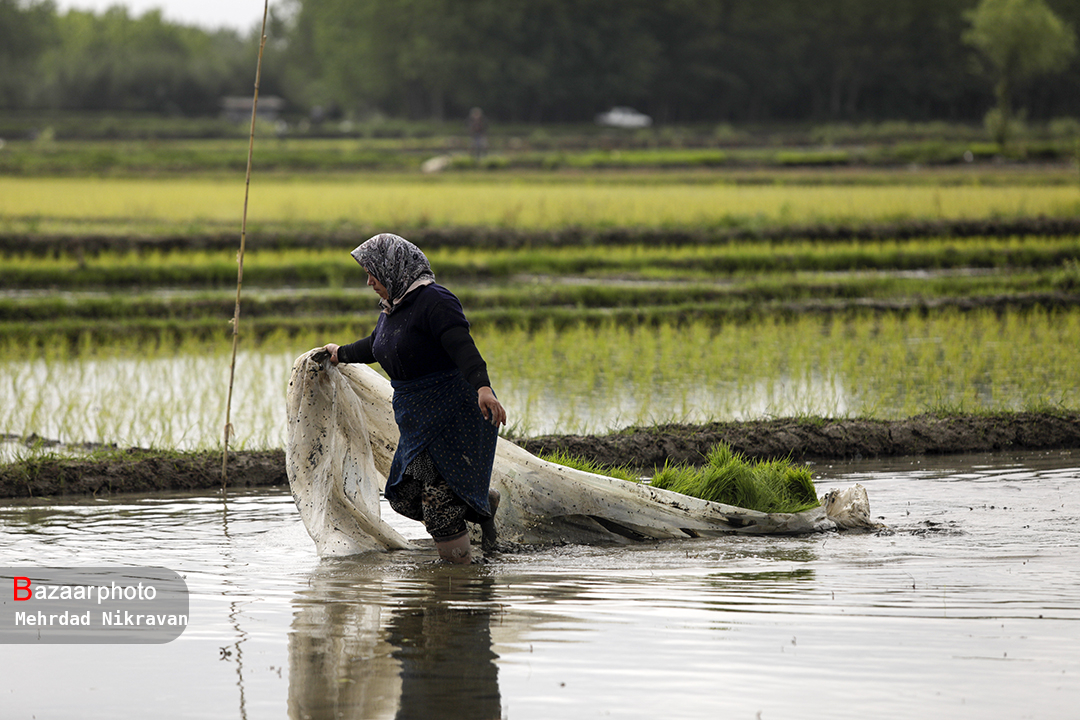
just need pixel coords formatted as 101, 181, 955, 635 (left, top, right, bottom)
6, 215, 1080, 260
2, 268, 1074, 322
3, 174, 1077, 453
3, 308, 1078, 454
3, 177, 1079, 231
4, 236, 1079, 291
3, 135, 1078, 175
4, 291, 1077, 351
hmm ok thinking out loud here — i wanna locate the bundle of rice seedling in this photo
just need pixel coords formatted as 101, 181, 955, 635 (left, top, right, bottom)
650, 442, 819, 514
539, 450, 641, 483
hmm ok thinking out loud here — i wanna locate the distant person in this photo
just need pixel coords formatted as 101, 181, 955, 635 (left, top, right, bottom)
467, 107, 488, 161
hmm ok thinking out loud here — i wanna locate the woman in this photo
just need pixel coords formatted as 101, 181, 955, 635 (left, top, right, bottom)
322, 233, 506, 564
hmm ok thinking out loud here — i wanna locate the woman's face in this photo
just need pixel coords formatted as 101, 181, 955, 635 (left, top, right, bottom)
365, 270, 389, 300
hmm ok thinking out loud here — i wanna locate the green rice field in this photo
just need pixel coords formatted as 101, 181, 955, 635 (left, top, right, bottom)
4, 237, 1079, 292
2, 176, 1079, 231
1, 169, 1078, 458
2, 308, 1078, 457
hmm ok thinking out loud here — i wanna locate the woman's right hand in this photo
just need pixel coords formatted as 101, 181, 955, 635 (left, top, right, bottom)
321, 343, 341, 365
477, 386, 507, 427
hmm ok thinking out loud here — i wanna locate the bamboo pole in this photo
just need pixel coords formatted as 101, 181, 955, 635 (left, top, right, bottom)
223, 0, 271, 484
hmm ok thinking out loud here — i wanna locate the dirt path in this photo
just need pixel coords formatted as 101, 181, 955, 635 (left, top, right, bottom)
2, 412, 1078, 498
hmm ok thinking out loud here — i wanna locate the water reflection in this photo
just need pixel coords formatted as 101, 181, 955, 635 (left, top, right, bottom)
289, 560, 502, 720
2, 455, 1078, 720
708, 568, 816, 585
388, 573, 500, 720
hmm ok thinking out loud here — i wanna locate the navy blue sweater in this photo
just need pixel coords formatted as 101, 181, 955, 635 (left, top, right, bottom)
337, 283, 491, 390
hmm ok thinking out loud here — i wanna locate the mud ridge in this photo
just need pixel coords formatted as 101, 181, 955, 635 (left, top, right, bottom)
2, 413, 1078, 498
518, 412, 1080, 469
0, 449, 286, 499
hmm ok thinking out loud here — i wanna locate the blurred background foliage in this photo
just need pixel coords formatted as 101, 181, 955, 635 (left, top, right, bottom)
0, 0, 1077, 131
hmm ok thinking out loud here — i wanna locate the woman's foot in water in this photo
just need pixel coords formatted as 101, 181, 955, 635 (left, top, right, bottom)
433, 530, 472, 564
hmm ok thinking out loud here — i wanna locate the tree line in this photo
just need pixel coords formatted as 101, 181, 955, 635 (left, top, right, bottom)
2, 0, 1077, 126
1, 1, 270, 115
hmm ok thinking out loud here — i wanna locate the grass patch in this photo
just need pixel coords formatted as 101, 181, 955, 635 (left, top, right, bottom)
650, 443, 819, 514
539, 449, 641, 483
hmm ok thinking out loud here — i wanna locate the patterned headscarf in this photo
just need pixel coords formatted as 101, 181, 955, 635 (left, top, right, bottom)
351, 233, 435, 313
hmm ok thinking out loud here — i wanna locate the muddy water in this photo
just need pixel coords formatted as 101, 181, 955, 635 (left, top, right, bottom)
2, 451, 1077, 719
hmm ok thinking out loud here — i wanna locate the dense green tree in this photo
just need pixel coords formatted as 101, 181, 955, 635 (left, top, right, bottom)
286, 0, 659, 121
35, 8, 254, 114
282, 0, 1019, 124
0, 0, 56, 108
2, 0, 1080, 125
963, 0, 1078, 145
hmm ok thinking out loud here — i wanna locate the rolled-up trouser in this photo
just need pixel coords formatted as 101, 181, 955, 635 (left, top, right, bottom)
389, 450, 470, 540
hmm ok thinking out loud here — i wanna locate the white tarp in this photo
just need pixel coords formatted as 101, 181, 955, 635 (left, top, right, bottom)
285, 349, 876, 556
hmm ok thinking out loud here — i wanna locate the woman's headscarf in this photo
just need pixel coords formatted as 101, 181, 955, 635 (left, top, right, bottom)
351, 233, 435, 313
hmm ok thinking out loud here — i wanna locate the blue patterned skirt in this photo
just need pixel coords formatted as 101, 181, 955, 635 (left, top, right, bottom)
386, 368, 497, 519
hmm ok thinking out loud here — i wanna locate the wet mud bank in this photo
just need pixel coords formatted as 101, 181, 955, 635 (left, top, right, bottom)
518, 411, 1080, 469
3, 412, 1079, 499
0, 449, 287, 499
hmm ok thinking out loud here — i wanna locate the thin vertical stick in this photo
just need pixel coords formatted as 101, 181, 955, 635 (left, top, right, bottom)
223, 0, 271, 484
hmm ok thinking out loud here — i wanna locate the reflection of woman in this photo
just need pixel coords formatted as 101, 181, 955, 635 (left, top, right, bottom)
388, 572, 502, 720
288, 562, 503, 720
322, 233, 506, 564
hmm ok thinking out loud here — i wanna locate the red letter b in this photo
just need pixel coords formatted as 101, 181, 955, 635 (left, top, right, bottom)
14, 576, 31, 601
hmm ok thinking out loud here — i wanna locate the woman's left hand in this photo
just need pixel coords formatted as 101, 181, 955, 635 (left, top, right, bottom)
478, 386, 507, 427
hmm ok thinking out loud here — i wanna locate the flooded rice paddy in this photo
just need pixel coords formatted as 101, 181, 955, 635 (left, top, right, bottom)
4, 305, 1080, 458
2, 450, 1077, 719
